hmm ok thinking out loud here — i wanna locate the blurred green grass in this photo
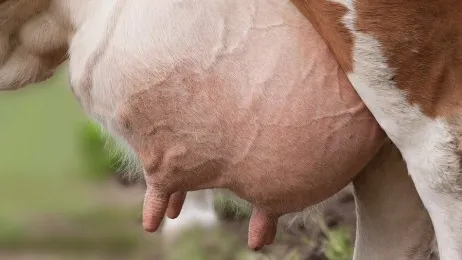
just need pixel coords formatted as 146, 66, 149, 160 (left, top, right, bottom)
0, 66, 100, 221
0, 67, 162, 259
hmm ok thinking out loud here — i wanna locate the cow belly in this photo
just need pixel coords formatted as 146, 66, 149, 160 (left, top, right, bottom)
67, 0, 385, 244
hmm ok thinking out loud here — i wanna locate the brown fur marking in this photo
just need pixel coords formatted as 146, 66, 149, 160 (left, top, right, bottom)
355, 0, 462, 117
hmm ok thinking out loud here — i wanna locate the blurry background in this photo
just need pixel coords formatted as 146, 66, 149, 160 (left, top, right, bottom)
0, 65, 357, 260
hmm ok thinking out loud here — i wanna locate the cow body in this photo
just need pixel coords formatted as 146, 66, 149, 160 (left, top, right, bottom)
0, 0, 436, 259
291, 1, 462, 259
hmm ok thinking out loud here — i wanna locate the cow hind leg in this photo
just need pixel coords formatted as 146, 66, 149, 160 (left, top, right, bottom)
353, 141, 434, 260
402, 118, 462, 260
